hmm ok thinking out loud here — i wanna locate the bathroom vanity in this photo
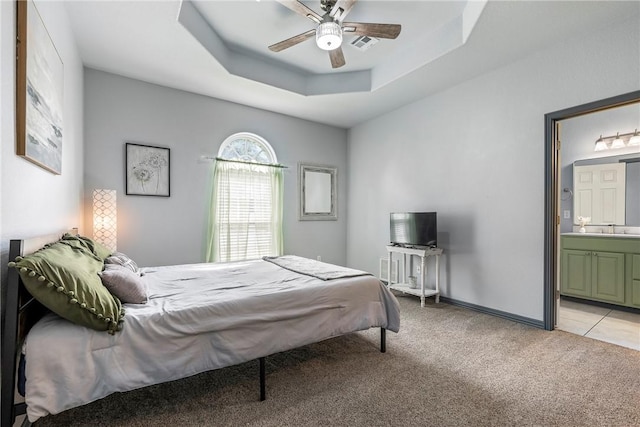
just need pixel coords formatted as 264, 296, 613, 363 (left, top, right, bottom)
561, 233, 640, 309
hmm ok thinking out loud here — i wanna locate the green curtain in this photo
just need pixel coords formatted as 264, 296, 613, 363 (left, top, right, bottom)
206, 159, 283, 263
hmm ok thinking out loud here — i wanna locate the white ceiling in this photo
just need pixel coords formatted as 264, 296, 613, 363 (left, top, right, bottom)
192, 0, 468, 74
176, 0, 484, 96
64, 1, 640, 128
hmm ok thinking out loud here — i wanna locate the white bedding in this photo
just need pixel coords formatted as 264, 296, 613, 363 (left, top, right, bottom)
24, 257, 400, 422
262, 255, 372, 280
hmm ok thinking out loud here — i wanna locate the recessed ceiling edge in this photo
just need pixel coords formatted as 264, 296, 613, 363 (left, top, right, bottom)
177, 0, 485, 97
178, 0, 372, 96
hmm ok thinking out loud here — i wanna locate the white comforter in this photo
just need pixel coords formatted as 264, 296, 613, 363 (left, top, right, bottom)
24, 257, 400, 422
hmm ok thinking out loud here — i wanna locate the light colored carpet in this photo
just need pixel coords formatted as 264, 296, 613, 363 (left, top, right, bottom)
35, 295, 640, 426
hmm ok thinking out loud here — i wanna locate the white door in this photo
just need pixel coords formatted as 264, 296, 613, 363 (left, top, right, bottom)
574, 163, 626, 225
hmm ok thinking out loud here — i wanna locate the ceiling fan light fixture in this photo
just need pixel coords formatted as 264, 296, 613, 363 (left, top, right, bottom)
316, 21, 342, 50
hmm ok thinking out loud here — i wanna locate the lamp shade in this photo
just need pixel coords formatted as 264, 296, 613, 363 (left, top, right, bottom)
316, 21, 342, 50
629, 129, 640, 146
610, 133, 625, 149
594, 136, 607, 151
93, 189, 117, 252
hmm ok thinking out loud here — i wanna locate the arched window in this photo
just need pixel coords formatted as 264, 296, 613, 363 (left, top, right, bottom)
206, 133, 284, 262
218, 133, 277, 164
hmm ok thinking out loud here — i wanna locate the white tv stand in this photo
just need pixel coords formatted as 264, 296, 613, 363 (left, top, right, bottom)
385, 245, 443, 307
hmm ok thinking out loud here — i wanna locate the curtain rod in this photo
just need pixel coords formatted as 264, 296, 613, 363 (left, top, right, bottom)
200, 156, 288, 168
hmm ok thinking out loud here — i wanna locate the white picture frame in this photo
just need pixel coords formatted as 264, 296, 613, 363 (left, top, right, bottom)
298, 163, 337, 221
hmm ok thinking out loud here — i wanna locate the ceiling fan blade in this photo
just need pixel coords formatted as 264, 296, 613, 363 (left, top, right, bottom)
269, 29, 316, 52
329, 0, 357, 22
276, 0, 322, 24
342, 22, 401, 39
329, 47, 346, 69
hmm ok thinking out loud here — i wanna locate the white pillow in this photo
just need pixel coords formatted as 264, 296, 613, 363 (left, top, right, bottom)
104, 251, 140, 275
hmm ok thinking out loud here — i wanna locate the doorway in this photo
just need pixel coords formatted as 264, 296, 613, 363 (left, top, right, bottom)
543, 90, 640, 343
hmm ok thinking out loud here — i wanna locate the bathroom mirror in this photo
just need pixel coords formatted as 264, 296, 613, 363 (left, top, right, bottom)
572, 154, 639, 226
299, 163, 337, 221
559, 101, 640, 231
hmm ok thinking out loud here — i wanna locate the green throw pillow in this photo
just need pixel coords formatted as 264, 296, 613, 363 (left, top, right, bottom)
10, 241, 124, 334
56, 237, 103, 261
62, 233, 112, 260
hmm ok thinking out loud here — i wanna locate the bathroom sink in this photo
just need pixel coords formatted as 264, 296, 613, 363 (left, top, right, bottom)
562, 232, 640, 239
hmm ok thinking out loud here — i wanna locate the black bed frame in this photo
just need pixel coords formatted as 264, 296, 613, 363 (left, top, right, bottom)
2, 234, 65, 427
1, 234, 387, 427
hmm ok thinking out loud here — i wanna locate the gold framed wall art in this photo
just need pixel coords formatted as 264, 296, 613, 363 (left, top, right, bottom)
16, 0, 64, 174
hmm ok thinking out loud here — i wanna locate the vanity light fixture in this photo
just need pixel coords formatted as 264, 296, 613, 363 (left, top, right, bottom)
610, 132, 625, 149
629, 129, 640, 146
594, 135, 608, 151
593, 130, 640, 151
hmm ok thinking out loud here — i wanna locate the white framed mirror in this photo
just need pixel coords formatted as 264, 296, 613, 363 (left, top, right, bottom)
299, 163, 337, 221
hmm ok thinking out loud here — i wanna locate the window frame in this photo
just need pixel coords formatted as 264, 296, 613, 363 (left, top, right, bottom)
218, 132, 278, 164
208, 132, 282, 263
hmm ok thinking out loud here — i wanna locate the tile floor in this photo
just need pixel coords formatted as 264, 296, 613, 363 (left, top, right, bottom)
557, 298, 640, 350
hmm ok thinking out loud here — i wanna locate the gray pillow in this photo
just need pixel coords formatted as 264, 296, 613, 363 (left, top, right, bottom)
104, 251, 140, 275
99, 264, 148, 304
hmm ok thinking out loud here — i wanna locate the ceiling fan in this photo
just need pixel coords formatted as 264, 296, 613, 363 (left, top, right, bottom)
268, 0, 401, 69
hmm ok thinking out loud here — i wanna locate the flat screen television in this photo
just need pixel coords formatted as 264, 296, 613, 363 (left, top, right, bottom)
390, 212, 437, 248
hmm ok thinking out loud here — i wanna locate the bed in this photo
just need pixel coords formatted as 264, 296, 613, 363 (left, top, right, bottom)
1, 232, 400, 425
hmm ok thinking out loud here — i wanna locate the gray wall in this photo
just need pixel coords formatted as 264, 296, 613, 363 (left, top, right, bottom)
1, 1, 84, 284
560, 104, 640, 232
346, 16, 640, 322
83, 69, 348, 267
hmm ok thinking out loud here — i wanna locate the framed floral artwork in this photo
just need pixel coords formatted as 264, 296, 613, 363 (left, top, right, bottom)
125, 143, 170, 197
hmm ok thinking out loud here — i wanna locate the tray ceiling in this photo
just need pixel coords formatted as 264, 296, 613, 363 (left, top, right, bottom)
64, 1, 640, 128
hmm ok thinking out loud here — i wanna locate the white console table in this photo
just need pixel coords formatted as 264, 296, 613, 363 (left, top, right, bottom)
385, 245, 443, 307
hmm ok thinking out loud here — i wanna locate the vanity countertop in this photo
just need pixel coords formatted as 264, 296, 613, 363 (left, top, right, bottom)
562, 232, 640, 239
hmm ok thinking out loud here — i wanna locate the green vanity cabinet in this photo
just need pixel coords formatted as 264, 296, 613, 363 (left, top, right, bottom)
591, 251, 625, 303
561, 235, 640, 308
631, 255, 640, 307
561, 250, 592, 298
561, 249, 624, 303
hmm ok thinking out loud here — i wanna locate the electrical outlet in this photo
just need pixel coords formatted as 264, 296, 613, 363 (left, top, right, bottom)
316, 255, 322, 261
563, 210, 571, 219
